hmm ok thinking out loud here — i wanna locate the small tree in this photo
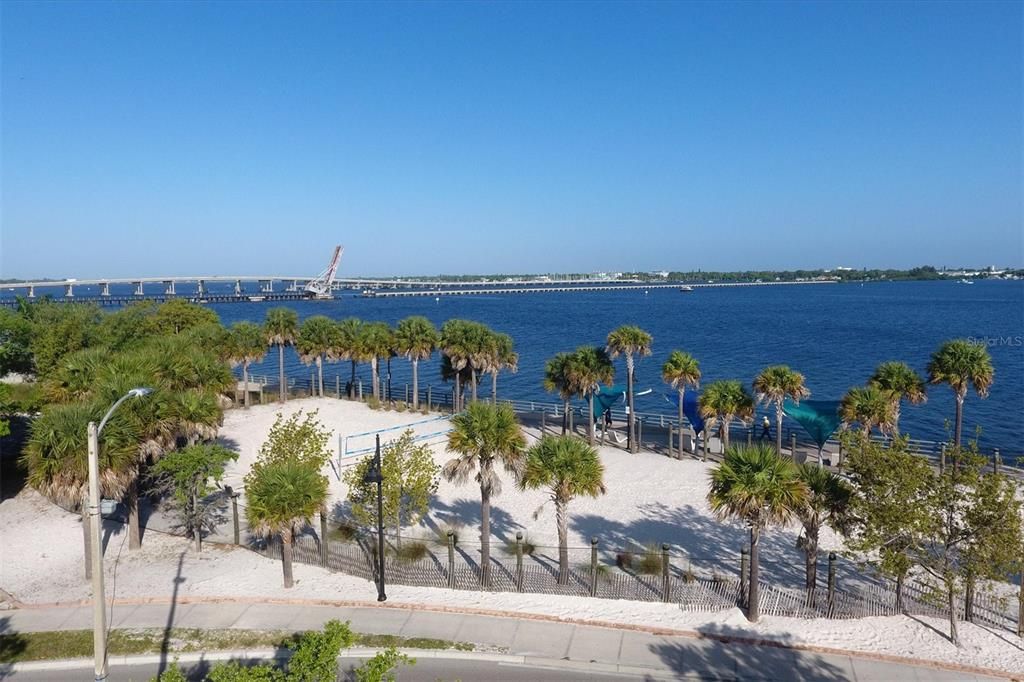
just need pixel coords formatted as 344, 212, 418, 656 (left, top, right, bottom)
287, 619, 356, 682
795, 464, 852, 600
259, 410, 333, 469
844, 433, 931, 611
353, 646, 415, 682
149, 444, 238, 552
343, 430, 440, 549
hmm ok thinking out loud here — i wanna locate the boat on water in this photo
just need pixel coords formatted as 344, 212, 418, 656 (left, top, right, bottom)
958, 279, 974, 285
679, 285, 694, 292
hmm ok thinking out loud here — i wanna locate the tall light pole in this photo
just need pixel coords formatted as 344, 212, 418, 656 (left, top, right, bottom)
89, 387, 152, 682
362, 434, 386, 602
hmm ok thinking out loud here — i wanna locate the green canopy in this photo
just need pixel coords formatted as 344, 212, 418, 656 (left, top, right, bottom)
783, 399, 842, 450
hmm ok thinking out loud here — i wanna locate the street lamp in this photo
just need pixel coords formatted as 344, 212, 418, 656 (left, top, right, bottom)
362, 434, 386, 602
89, 387, 152, 681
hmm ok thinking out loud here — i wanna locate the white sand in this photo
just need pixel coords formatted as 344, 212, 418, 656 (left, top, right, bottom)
2, 397, 1022, 675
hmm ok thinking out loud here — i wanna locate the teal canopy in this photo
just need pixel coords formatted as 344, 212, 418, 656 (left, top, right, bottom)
592, 385, 627, 419
783, 399, 842, 449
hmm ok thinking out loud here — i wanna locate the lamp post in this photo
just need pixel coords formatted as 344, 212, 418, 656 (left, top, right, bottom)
89, 387, 152, 681
362, 434, 386, 601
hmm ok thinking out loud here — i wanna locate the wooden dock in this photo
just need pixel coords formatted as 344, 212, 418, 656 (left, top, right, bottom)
362, 280, 838, 298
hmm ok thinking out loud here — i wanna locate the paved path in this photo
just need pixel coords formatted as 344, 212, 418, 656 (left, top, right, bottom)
2, 601, 1012, 681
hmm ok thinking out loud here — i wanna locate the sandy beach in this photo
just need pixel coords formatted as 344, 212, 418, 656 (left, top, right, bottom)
2, 397, 1022, 674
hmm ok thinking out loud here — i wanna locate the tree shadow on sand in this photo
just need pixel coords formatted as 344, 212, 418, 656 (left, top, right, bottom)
648, 624, 852, 681
570, 501, 811, 585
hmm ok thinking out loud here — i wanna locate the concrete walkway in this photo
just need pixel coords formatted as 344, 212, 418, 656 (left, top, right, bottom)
1, 601, 1011, 681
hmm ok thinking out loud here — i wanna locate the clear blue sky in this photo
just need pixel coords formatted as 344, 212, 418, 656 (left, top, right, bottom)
1, 1, 1021, 278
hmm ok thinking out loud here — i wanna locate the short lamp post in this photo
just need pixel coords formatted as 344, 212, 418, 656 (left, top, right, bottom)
89, 387, 152, 681
362, 434, 387, 602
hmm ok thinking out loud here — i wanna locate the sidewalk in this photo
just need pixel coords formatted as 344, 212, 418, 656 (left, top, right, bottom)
2, 599, 1011, 681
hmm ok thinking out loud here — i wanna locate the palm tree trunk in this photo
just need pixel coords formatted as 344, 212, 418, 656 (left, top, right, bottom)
454, 374, 461, 412
317, 355, 324, 398
892, 401, 901, 436
371, 357, 380, 399
804, 525, 818, 603
242, 361, 250, 408
954, 392, 964, 447
775, 404, 784, 458
412, 358, 420, 409
193, 490, 201, 553
748, 525, 760, 622
562, 399, 569, 435
722, 417, 731, 450
588, 393, 596, 446
128, 476, 141, 550
626, 355, 636, 453
350, 360, 357, 399
470, 369, 478, 403
677, 389, 685, 459
895, 571, 905, 611
282, 530, 295, 589
965, 575, 975, 623
491, 372, 498, 405
556, 498, 569, 585
82, 503, 92, 581
480, 485, 491, 587
278, 344, 286, 403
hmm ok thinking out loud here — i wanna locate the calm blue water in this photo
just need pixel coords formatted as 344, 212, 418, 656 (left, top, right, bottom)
201, 280, 1024, 454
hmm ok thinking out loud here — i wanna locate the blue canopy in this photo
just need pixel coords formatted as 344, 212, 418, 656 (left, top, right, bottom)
664, 391, 706, 435
592, 385, 627, 419
783, 399, 842, 449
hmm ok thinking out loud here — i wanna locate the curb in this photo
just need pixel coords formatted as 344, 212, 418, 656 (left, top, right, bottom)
8, 596, 1021, 680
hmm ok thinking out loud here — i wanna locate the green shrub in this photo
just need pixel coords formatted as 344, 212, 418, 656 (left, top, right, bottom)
206, 662, 284, 682
393, 541, 429, 564
353, 645, 414, 682
635, 544, 664, 575
329, 519, 361, 543
366, 395, 382, 410
152, 662, 189, 682
287, 619, 355, 682
502, 536, 535, 556
394, 401, 407, 413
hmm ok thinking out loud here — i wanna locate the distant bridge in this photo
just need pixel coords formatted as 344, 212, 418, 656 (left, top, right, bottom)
362, 280, 839, 297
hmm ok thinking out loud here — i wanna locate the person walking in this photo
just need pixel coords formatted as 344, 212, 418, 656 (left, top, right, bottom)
760, 415, 772, 440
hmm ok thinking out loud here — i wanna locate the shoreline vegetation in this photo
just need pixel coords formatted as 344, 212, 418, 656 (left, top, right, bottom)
2, 265, 1023, 286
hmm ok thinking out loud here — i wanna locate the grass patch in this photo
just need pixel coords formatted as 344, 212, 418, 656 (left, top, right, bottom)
635, 544, 664, 575
432, 525, 460, 548
366, 395, 382, 410
328, 519, 361, 543
0, 627, 477, 664
502, 537, 536, 556
392, 540, 429, 564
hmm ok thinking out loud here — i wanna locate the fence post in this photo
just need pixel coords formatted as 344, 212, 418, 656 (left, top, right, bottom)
447, 531, 455, 589
668, 425, 673, 459
739, 548, 749, 608
515, 531, 524, 592
994, 448, 1001, 475
747, 427, 753, 447
541, 412, 546, 434
404, 384, 409, 405
702, 430, 709, 462
427, 385, 432, 411
310, 372, 315, 396
320, 509, 329, 567
231, 494, 240, 546
358, 380, 363, 401
827, 552, 837, 614
661, 543, 671, 602
590, 537, 599, 597
335, 376, 340, 398
1018, 562, 1023, 638
790, 432, 797, 460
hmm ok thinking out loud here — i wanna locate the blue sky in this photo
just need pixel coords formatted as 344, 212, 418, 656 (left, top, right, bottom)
1, 1, 1021, 278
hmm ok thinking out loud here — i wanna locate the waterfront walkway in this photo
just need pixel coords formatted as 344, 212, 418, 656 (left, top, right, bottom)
1, 599, 1010, 680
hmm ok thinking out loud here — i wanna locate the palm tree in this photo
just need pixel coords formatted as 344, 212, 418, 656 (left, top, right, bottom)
662, 351, 701, 457
752, 365, 810, 457
795, 464, 852, 601
543, 353, 575, 435
264, 307, 298, 403
440, 320, 473, 410
357, 322, 394, 400
698, 380, 755, 453
334, 317, 363, 398
23, 402, 140, 579
393, 316, 439, 409
244, 458, 328, 588
168, 389, 222, 446
228, 321, 266, 408
42, 347, 108, 403
519, 435, 606, 583
464, 322, 493, 403
440, 354, 473, 410
296, 316, 338, 398
926, 339, 994, 447
707, 443, 809, 622
869, 361, 927, 436
840, 385, 895, 441
567, 346, 615, 445
487, 332, 518, 405
443, 402, 526, 586
606, 326, 653, 453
